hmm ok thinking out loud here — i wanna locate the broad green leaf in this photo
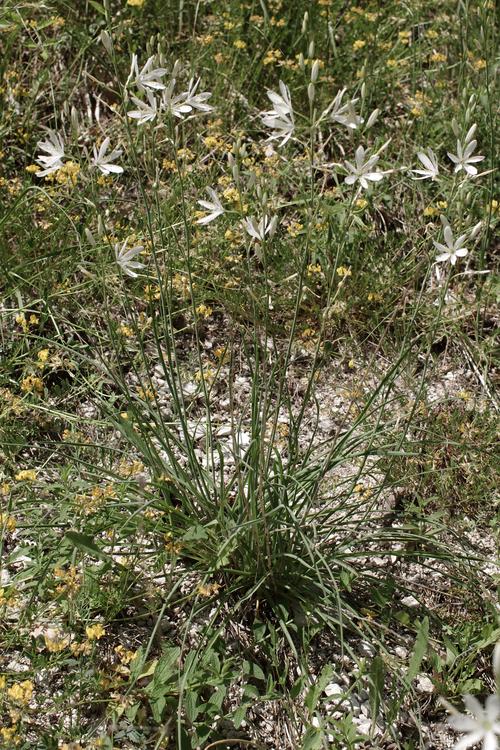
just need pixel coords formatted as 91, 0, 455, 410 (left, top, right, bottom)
182, 524, 208, 542
153, 647, 181, 686
64, 531, 110, 561
243, 660, 266, 681
184, 690, 198, 722
88, 0, 106, 15
232, 704, 247, 728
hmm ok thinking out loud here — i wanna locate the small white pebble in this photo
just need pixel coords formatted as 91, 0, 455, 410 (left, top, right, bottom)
416, 674, 434, 694
401, 595, 419, 607
324, 682, 343, 697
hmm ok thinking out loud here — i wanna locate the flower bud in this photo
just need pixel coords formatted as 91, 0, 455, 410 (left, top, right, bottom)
328, 22, 336, 54
469, 221, 482, 239
365, 108, 380, 129
311, 59, 320, 83
70, 106, 79, 140
302, 12, 308, 33
100, 30, 113, 57
307, 82, 315, 104
84, 228, 96, 246
308, 41, 315, 58
493, 643, 500, 684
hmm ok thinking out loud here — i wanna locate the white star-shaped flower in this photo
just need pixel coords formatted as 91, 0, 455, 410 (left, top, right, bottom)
196, 188, 224, 224
412, 148, 439, 180
90, 137, 123, 175
445, 694, 500, 750
35, 130, 65, 176
181, 78, 213, 112
328, 88, 364, 130
161, 79, 192, 118
261, 80, 295, 146
114, 241, 145, 278
129, 54, 168, 91
433, 224, 469, 265
127, 90, 158, 125
344, 145, 384, 190
242, 215, 278, 241
448, 124, 485, 176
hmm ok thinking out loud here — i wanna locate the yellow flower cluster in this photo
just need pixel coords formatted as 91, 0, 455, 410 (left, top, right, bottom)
0, 512, 16, 532
85, 623, 106, 641
196, 303, 213, 319
0, 587, 18, 608
336, 266, 352, 278
54, 565, 81, 597
75, 483, 115, 515
15, 312, 39, 332
263, 49, 283, 66
21, 374, 44, 393
15, 469, 37, 481
7, 679, 34, 705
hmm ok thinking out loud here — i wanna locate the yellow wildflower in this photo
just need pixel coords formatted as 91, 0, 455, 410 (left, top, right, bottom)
115, 645, 137, 665
7, 680, 34, 705
21, 375, 44, 393
0, 588, 18, 607
37, 349, 49, 366
86, 623, 106, 641
53, 161, 80, 186
222, 186, 240, 203
430, 52, 446, 63
54, 565, 81, 597
0, 513, 16, 532
0, 725, 21, 746
127, 0, 145, 6
44, 628, 70, 653
352, 39, 366, 51
196, 582, 221, 597
15, 469, 37, 481
306, 263, 323, 278
196, 304, 213, 319
336, 266, 352, 277
286, 221, 303, 237
118, 459, 144, 477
